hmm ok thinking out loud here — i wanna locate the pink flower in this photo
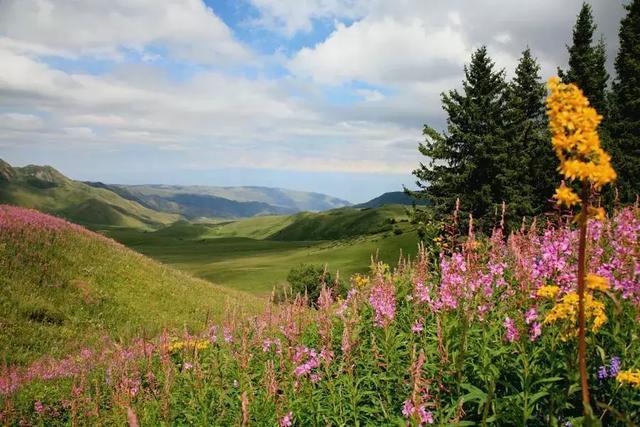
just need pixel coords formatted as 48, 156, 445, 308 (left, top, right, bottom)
402, 399, 415, 417
280, 411, 293, 427
411, 319, 424, 334
503, 317, 519, 342
418, 405, 434, 424
34, 400, 44, 414
369, 282, 395, 328
524, 307, 538, 325
529, 322, 542, 342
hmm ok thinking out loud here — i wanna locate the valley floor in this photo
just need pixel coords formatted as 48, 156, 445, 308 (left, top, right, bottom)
105, 226, 420, 295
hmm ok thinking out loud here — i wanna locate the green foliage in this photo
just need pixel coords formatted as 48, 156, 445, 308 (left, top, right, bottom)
411, 47, 510, 232
609, 0, 640, 203
506, 48, 558, 218
286, 264, 333, 305
559, 2, 609, 116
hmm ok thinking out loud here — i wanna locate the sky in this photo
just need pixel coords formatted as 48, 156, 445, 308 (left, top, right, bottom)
0, 0, 626, 203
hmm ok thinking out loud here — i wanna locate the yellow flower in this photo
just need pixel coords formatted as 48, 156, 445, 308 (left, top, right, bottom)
352, 273, 370, 288
543, 291, 607, 339
167, 339, 209, 353
616, 370, 640, 388
537, 285, 560, 299
546, 77, 616, 199
554, 185, 581, 207
585, 274, 609, 292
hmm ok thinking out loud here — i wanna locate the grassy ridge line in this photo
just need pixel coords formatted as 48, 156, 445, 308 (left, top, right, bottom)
0, 205, 261, 365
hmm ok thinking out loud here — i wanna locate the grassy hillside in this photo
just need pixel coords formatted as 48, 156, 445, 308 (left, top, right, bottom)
0, 159, 179, 228
269, 205, 410, 241
0, 205, 259, 365
88, 183, 351, 218
354, 191, 430, 208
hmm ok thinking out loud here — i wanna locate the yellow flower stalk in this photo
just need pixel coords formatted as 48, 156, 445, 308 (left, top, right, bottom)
546, 77, 617, 416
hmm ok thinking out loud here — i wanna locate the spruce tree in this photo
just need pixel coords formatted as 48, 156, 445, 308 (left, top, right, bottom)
506, 48, 557, 216
609, 0, 640, 203
559, 3, 609, 115
411, 47, 508, 231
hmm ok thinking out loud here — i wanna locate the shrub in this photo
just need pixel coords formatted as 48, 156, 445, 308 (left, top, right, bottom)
286, 264, 333, 305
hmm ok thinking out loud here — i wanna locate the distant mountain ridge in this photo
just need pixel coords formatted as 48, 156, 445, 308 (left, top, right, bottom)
0, 159, 179, 228
84, 183, 351, 219
354, 191, 430, 209
0, 159, 353, 227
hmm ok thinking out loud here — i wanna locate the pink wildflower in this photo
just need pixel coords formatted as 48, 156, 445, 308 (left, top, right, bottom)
369, 282, 396, 327
280, 411, 293, 427
529, 322, 542, 342
504, 317, 519, 342
412, 319, 424, 334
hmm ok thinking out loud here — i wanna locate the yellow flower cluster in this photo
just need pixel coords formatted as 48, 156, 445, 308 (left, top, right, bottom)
554, 185, 581, 207
351, 273, 370, 288
585, 273, 609, 292
616, 370, 640, 388
546, 77, 616, 207
538, 278, 609, 340
536, 285, 560, 299
167, 339, 209, 353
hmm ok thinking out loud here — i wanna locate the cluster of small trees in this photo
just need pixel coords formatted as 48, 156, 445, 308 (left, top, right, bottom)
412, 2, 640, 230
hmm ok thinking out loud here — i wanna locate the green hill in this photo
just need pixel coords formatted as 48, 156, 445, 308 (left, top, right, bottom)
86, 183, 351, 218
0, 159, 179, 228
354, 191, 430, 208
0, 205, 259, 365
268, 205, 410, 241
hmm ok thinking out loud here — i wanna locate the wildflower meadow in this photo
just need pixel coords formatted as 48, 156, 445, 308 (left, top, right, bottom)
1, 77, 639, 425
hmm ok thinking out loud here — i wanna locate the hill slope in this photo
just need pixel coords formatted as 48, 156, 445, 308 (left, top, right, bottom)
354, 191, 430, 208
0, 205, 259, 365
268, 205, 411, 241
87, 183, 351, 218
0, 159, 179, 228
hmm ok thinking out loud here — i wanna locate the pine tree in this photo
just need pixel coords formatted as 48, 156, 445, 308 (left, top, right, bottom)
559, 3, 609, 115
506, 48, 557, 216
609, 0, 640, 203
411, 47, 508, 231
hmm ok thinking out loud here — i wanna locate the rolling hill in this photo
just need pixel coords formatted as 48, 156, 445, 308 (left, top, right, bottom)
85, 183, 351, 219
0, 159, 179, 228
268, 205, 410, 241
354, 191, 430, 208
0, 204, 259, 365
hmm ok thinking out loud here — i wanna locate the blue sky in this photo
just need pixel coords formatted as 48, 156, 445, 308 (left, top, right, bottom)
0, 0, 625, 202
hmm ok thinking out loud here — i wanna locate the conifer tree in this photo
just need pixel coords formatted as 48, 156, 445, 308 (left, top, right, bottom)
609, 0, 640, 202
506, 48, 557, 216
559, 3, 609, 115
411, 47, 508, 231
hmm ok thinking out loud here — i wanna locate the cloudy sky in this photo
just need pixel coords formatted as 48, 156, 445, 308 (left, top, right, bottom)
0, 0, 626, 202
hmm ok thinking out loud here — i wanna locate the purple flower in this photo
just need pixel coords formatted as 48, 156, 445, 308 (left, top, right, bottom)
610, 356, 621, 377
34, 401, 44, 414
418, 406, 434, 424
597, 365, 608, 380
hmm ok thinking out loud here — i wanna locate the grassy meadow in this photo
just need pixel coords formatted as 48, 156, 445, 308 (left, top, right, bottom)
104, 205, 420, 295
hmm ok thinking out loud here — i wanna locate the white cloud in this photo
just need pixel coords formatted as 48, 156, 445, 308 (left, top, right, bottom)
0, 0, 251, 63
289, 18, 469, 85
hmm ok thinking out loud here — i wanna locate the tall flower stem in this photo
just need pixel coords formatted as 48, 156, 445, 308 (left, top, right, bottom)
577, 180, 590, 413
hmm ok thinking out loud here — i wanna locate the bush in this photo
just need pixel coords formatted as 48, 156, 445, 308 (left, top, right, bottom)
286, 264, 333, 305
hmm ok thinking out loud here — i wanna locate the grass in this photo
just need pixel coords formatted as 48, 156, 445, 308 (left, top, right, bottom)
106, 213, 419, 295
0, 205, 260, 365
